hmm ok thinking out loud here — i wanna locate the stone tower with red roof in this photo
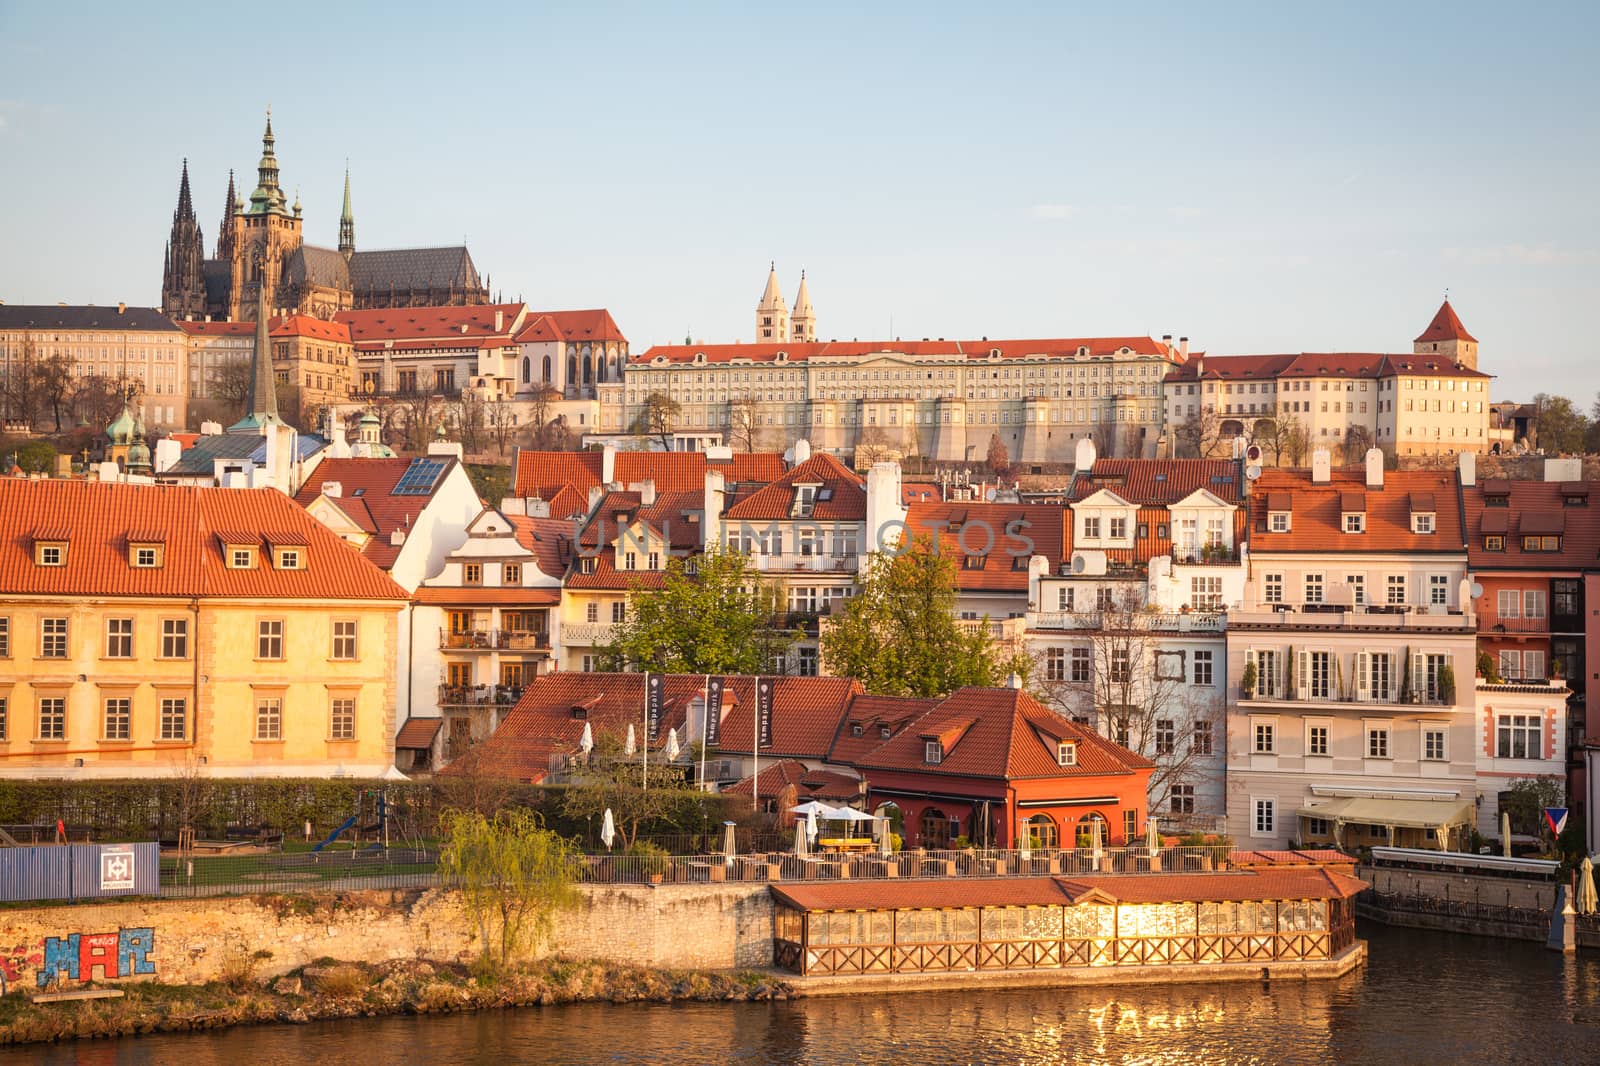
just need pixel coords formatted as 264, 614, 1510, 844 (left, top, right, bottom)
1414, 298, 1479, 370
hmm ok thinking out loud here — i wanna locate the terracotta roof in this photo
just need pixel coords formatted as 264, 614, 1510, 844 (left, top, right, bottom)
633, 336, 1174, 366
904, 502, 1069, 592
336, 303, 525, 347
724, 452, 866, 522
395, 718, 443, 749
722, 761, 862, 801
1415, 299, 1477, 344
901, 482, 943, 505
514, 308, 628, 345
771, 867, 1366, 911
508, 515, 575, 580
853, 687, 1154, 780
1164, 351, 1489, 383
271, 315, 351, 343
1464, 479, 1600, 568
1248, 468, 1465, 553
512, 449, 785, 499
1069, 459, 1245, 505
0, 480, 407, 601
294, 456, 463, 570
178, 320, 255, 337
829, 694, 940, 763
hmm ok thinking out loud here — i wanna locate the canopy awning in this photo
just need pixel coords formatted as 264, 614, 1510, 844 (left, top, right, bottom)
1298, 796, 1474, 830
395, 717, 444, 750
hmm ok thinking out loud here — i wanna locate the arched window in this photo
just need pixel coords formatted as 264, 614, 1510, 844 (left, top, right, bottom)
1025, 814, 1059, 850
543, 356, 552, 383
521, 356, 531, 384
919, 807, 952, 849
583, 354, 592, 385
1075, 813, 1107, 849
597, 357, 607, 384
567, 356, 577, 387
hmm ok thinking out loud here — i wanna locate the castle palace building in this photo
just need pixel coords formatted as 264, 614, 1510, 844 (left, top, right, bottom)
161, 114, 490, 323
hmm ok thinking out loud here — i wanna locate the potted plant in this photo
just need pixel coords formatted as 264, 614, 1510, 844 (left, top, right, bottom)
1438, 664, 1456, 706
1241, 660, 1258, 700
1476, 650, 1501, 684
1284, 645, 1296, 700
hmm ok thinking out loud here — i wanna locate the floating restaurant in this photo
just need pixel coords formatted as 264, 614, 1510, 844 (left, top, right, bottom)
771, 867, 1365, 982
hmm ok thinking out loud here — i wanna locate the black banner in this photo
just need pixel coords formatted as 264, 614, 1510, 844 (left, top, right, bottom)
756, 677, 774, 749
705, 677, 723, 747
646, 673, 663, 744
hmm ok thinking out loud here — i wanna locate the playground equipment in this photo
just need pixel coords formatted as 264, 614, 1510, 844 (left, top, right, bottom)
310, 789, 424, 853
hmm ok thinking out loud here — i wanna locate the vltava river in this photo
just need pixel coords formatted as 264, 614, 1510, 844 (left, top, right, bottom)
10, 924, 1600, 1065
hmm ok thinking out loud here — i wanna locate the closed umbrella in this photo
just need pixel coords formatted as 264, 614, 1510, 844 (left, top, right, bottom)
665, 727, 681, 762
625, 723, 637, 757
1147, 815, 1160, 856
807, 807, 818, 844
1578, 857, 1598, 916
579, 721, 594, 756
1501, 811, 1512, 858
601, 808, 616, 851
793, 817, 808, 856
723, 821, 738, 862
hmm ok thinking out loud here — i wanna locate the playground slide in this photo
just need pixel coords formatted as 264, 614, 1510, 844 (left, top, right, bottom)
311, 815, 358, 852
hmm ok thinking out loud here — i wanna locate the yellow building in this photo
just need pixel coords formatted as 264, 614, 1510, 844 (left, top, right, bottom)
0, 479, 408, 778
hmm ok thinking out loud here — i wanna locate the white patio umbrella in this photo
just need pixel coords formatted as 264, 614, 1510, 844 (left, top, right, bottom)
806, 807, 819, 843
579, 721, 594, 756
625, 723, 637, 757
665, 727, 681, 762
827, 806, 877, 824
600, 808, 616, 851
1578, 857, 1598, 916
789, 800, 837, 818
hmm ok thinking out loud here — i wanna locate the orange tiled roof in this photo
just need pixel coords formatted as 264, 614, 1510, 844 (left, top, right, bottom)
294, 457, 462, 570
633, 336, 1173, 366
828, 693, 939, 763
1069, 459, 1245, 505
512, 450, 785, 499
1164, 351, 1489, 383
724, 452, 866, 522
0, 480, 407, 601
1249, 468, 1464, 553
1464, 479, 1600, 568
1415, 299, 1477, 344
336, 303, 524, 347
508, 514, 576, 580
514, 308, 628, 345
176, 315, 351, 343
904, 502, 1069, 593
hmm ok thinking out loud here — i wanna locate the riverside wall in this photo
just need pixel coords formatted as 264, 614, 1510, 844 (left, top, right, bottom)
0, 883, 774, 992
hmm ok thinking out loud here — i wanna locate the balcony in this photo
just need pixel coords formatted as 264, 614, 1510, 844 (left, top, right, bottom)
1239, 689, 1451, 709
564, 621, 620, 645
1170, 547, 1242, 567
440, 629, 551, 652
439, 684, 524, 708
1031, 611, 1225, 634
1229, 605, 1474, 632
1481, 613, 1549, 635
956, 617, 1029, 641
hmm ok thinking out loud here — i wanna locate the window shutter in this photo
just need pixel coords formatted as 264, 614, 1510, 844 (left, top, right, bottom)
1355, 652, 1371, 702
1296, 650, 1310, 700
1245, 649, 1258, 694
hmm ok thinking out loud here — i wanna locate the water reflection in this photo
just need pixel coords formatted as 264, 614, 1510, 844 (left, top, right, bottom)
9, 925, 1600, 1066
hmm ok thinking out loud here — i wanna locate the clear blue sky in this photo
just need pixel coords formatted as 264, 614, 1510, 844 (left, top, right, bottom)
2, 2, 1596, 402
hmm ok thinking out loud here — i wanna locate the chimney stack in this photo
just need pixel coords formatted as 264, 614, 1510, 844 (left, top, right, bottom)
494, 309, 504, 331
1311, 449, 1331, 484
1458, 450, 1476, 487
1179, 337, 1189, 360
601, 443, 616, 484
1365, 448, 1384, 490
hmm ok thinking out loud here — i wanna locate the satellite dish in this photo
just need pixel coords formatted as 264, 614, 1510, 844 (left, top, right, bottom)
984, 488, 997, 502
1246, 465, 1262, 481
1246, 445, 1263, 463
1072, 555, 1086, 574
1469, 582, 1484, 599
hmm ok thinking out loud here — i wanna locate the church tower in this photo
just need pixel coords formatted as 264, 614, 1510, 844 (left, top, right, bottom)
216, 169, 237, 262
160, 159, 207, 320
791, 270, 816, 343
1414, 298, 1478, 370
227, 111, 304, 322
338, 164, 355, 259
756, 262, 789, 342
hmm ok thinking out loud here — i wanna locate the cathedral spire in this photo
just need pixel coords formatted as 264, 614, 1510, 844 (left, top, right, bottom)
755, 261, 789, 342
792, 269, 815, 343
338, 162, 355, 257
247, 109, 288, 216
161, 159, 206, 319
230, 270, 283, 433
217, 169, 237, 261
175, 158, 195, 222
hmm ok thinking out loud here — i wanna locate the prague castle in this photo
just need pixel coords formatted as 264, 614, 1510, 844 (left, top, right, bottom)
161, 114, 489, 322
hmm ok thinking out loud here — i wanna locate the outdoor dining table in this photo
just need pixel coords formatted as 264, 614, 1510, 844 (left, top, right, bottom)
818, 837, 876, 853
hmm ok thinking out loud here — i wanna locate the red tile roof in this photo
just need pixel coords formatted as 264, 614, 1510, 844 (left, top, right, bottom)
1249, 468, 1464, 553
294, 457, 463, 570
0, 480, 407, 601
1069, 459, 1245, 505
395, 718, 443, 749
1464, 479, 1600, 568
722, 760, 862, 802
512, 450, 786, 499
1415, 299, 1477, 344
829, 694, 940, 763
904, 502, 1069, 592
514, 308, 628, 345
178, 320, 255, 337
724, 452, 866, 522
853, 686, 1154, 781
335, 303, 525, 348
508, 515, 576, 580
901, 482, 943, 506
176, 315, 351, 342
1164, 351, 1489, 383
633, 336, 1174, 366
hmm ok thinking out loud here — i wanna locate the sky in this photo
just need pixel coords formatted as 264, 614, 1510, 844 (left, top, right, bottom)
1, 2, 1597, 402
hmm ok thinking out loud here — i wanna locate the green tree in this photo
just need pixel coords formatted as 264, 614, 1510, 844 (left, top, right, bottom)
1532, 393, 1591, 454
559, 733, 700, 850
600, 548, 796, 674
822, 538, 1028, 697
439, 808, 581, 970
986, 432, 1010, 478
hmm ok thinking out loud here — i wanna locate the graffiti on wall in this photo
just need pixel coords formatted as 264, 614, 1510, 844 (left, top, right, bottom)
32, 927, 155, 989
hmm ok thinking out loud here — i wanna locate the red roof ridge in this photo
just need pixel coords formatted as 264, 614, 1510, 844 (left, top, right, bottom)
1415, 299, 1477, 344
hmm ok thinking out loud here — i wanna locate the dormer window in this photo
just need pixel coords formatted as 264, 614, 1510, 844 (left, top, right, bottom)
792, 484, 818, 518
36, 542, 67, 567
924, 740, 943, 765
1011, 555, 1030, 571
1269, 512, 1290, 533
580, 557, 597, 575
1057, 741, 1077, 767
571, 706, 587, 720
228, 546, 257, 569
503, 563, 521, 585
1109, 517, 1127, 539
1412, 513, 1435, 534
1343, 513, 1365, 534
131, 544, 163, 568
1083, 517, 1101, 538
850, 723, 864, 737
879, 725, 892, 740
963, 554, 988, 570
275, 548, 302, 570
1484, 535, 1504, 551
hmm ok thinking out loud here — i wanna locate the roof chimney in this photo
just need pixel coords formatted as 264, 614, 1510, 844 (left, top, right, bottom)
1458, 450, 1475, 487
1311, 449, 1331, 484
117, 302, 126, 314
636, 478, 656, 507
1007, 672, 1023, 690
1365, 448, 1384, 490
601, 443, 616, 484
1179, 337, 1189, 360
494, 310, 504, 331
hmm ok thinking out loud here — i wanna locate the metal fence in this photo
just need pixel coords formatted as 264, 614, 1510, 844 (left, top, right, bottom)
158, 848, 442, 899
1361, 891, 1550, 929
0, 843, 160, 903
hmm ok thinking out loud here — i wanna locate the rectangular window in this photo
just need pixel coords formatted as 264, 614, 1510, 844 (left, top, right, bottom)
1123, 809, 1137, 843
1169, 785, 1195, 814
502, 563, 521, 585
1253, 798, 1275, 836
38, 696, 66, 740
257, 619, 284, 660
1155, 719, 1176, 755
230, 547, 255, 569
1430, 574, 1449, 606
1307, 723, 1329, 757
1083, 516, 1101, 538
1484, 535, 1504, 551
160, 697, 187, 741
40, 617, 68, 658
1366, 724, 1390, 759
1191, 576, 1222, 610
331, 620, 358, 660
1497, 589, 1521, 618
1496, 714, 1541, 760
1269, 513, 1289, 533
255, 697, 282, 741
1499, 649, 1522, 680
37, 544, 66, 566
0, 616, 8, 658
1524, 590, 1546, 618
275, 548, 301, 570
0, 695, 6, 740
1109, 517, 1127, 539
1057, 741, 1076, 767
1523, 650, 1545, 679
104, 617, 134, 658
924, 740, 942, 764
623, 551, 637, 570
611, 601, 627, 623
1346, 574, 1365, 605
161, 618, 188, 659
1110, 647, 1131, 683
1096, 587, 1115, 611
1413, 514, 1435, 534
585, 602, 599, 623
1423, 726, 1447, 762
648, 551, 661, 570
1343, 513, 1365, 533
1057, 587, 1074, 611
1253, 720, 1276, 754
1191, 720, 1213, 756
1253, 649, 1280, 698
1304, 573, 1324, 604
1386, 575, 1407, 605
464, 562, 483, 585
1193, 650, 1214, 686
330, 697, 356, 741
133, 546, 160, 568
1264, 574, 1283, 604
1070, 647, 1091, 683
1046, 647, 1066, 682
103, 697, 131, 741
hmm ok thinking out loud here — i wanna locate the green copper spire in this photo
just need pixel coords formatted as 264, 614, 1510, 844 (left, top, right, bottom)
338, 162, 355, 257
246, 108, 290, 217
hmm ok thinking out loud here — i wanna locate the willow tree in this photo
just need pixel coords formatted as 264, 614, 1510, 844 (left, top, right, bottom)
822, 538, 1027, 698
439, 808, 581, 969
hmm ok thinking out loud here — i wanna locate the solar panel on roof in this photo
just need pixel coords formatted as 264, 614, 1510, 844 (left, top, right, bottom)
393, 458, 447, 496
1211, 475, 1234, 484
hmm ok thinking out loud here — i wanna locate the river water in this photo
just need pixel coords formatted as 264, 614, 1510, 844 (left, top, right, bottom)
10, 924, 1600, 1065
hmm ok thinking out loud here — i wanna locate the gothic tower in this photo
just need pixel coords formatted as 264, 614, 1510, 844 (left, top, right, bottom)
338, 164, 355, 259
791, 270, 816, 343
756, 262, 789, 342
1414, 298, 1478, 370
227, 111, 303, 322
216, 169, 237, 262
160, 159, 207, 320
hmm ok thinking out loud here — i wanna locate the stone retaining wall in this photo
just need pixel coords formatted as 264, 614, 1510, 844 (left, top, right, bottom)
1359, 866, 1557, 911
0, 883, 774, 992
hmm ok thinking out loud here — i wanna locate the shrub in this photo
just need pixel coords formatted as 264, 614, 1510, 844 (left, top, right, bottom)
312, 965, 369, 1000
